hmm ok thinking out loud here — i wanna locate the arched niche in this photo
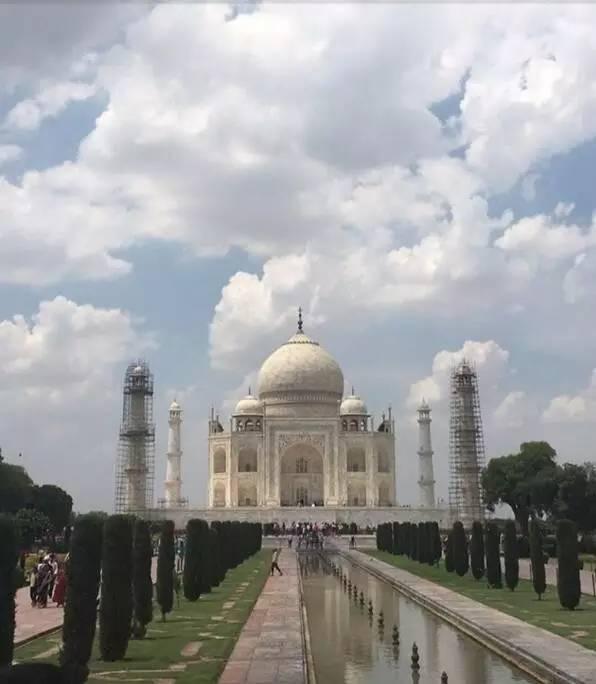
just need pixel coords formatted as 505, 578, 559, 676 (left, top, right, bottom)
377, 449, 390, 473
238, 447, 257, 472
213, 448, 226, 474
238, 482, 257, 506
280, 443, 324, 506
378, 481, 390, 506
347, 482, 366, 507
213, 482, 226, 507
347, 447, 366, 473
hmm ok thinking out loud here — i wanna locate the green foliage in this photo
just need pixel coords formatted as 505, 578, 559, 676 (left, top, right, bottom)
156, 520, 175, 620
392, 522, 400, 555
485, 522, 502, 588
452, 521, 469, 577
14, 508, 52, 547
482, 441, 558, 535
411, 523, 418, 561
30, 484, 73, 535
183, 519, 204, 601
504, 520, 519, 591
0, 462, 32, 515
0, 515, 18, 667
470, 521, 485, 580
553, 463, 596, 533
444, 531, 454, 573
556, 519, 581, 610
132, 519, 153, 638
431, 522, 442, 565
99, 515, 133, 661
60, 513, 103, 674
210, 521, 227, 586
529, 519, 546, 600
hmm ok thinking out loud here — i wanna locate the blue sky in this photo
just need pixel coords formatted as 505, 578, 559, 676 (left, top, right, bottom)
1, 3, 596, 512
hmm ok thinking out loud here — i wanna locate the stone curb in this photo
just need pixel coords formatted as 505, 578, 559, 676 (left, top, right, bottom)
296, 556, 316, 684
340, 549, 596, 684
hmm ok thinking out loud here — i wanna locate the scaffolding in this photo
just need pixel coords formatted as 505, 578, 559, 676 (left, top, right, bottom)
114, 360, 155, 514
449, 359, 485, 526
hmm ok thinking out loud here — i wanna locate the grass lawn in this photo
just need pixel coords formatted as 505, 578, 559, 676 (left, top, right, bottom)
15, 549, 272, 683
368, 550, 596, 652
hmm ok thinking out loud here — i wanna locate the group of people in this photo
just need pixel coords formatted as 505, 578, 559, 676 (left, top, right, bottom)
28, 553, 66, 609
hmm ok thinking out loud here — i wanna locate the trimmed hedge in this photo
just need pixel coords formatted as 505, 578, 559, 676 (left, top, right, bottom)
529, 519, 546, 600
557, 519, 581, 610
485, 521, 502, 588
132, 519, 153, 638
452, 521, 469, 577
470, 521, 485, 581
0, 515, 18, 667
445, 531, 454, 573
504, 520, 519, 591
156, 520, 175, 621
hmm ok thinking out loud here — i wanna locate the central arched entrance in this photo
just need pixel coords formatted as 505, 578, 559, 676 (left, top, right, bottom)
280, 443, 324, 506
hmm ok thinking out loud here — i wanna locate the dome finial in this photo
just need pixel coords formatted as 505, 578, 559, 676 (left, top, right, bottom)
297, 306, 304, 333
248, 385, 252, 395
351, 385, 355, 396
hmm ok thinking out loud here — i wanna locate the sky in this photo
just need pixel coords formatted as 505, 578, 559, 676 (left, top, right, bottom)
1, 2, 596, 513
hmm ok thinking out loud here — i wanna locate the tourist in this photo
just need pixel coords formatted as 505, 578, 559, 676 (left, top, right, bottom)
36, 560, 53, 608
48, 553, 59, 598
349, 535, 356, 549
29, 566, 38, 607
52, 565, 66, 607
288, 535, 293, 549
271, 548, 283, 576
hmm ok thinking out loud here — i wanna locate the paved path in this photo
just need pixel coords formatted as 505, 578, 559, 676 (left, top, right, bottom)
14, 586, 63, 645
347, 549, 596, 684
219, 549, 306, 684
518, 558, 596, 596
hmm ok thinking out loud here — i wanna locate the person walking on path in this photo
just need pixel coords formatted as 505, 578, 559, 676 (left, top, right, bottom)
271, 548, 283, 576
29, 566, 38, 607
52, 565, 66, 607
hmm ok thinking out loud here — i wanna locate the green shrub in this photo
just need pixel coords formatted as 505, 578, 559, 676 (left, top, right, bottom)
156, 520, 175, 620
529, 519, 546, 600
0, 515, 18, 667
557, 519, 581, 610
392, 522, 400, 555
416, 523, 426, 563
504, 521, 519, 591
411, 523, 419, 561
445, 531, 454, 573
60, 513, 103, 676
470, 521, 485, 580
485, 522, 502, 588
99, 515, 133, 661
132, 519, 153, 638
431, 523, 442, 565
452, 521, 469, 577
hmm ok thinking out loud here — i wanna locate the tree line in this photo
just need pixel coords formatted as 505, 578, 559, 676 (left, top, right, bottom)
0, 513, 262, 682
377, 517, 582, 610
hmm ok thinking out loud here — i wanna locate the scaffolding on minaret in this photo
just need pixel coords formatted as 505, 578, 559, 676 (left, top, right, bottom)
448, 359, 485, 526
114, 360, 155, 514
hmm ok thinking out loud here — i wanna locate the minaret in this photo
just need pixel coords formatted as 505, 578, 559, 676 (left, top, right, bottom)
164, 399, 183, 508
417, 399, 436, 507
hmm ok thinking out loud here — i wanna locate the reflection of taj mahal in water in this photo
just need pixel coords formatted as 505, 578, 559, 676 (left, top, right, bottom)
207, 311, 396, 510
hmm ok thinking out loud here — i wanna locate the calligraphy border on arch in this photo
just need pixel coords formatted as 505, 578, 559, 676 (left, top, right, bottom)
278, 432, 326, 452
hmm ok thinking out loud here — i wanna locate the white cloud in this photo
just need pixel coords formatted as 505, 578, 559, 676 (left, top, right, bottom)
543, 370, 596, 423
494, 390, 535, 428
0, 144, 22, 165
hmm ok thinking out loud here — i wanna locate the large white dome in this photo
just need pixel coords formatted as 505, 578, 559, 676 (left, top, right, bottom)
257, 330, 344, 401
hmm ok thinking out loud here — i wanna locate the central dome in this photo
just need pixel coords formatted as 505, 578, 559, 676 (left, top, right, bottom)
257, 329, 344, 401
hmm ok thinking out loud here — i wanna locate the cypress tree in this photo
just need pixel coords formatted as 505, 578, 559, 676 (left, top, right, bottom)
453, 521, 469, 577
470, 521, 485, 581
411, 524, 419, 561
156, 520, 175, 621
208, 528, 219, 590
392, 522, 400, 555
444, 531, 454, 572
425, 523, 434, 566
485, 522, 502, 588
529, 519, 546, 600
0, 515, 18, 667
60, 514, 103, 676
416, 523, 424, 563
504, 521, 519, 591
132, 519, 153, 638
432, 523, 442, 565
557, 519, 581, 610
99, 515, 133, 661
210, 523, 224, 587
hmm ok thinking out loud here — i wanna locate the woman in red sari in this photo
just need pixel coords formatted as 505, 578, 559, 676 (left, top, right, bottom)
52, 565, 66, 607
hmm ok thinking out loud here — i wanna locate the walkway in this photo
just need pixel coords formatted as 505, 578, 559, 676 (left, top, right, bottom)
14, 586, 63, 645
346, 549, 596, 684
219, 549, 306, 684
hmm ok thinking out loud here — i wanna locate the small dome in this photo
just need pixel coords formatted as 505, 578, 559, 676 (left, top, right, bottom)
340, 394, 368, 416
170, 399, 181, 411
234, 394, 263, 415
257, 331, 344, 401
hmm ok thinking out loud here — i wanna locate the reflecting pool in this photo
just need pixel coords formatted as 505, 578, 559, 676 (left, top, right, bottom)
299, 553, 535, 684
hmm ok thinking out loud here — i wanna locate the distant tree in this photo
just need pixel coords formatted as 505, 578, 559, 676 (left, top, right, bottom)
0, 463, 32, 515
452, 522, 469, 577
0, 515, 18, 667
14, 508, 52, 547
552, 463, 596, 533
445, 531, 454, 573
482, 441, 558, 536
470, 521, 485, 580
184, 519, 203, 601
30, 485, 73, 537
556, 519, 581, 610
503, 521, 519, 591
60, 513, 103, 678
156, 520, 175, 621
485, 522, 502, 588
99, 515, 133, 661
132, 519, 153, 638
529, 519, 546, 600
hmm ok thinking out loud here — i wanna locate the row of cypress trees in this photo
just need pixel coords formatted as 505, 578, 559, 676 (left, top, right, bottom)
376, 521, 442, 565
377, 517, 581, 610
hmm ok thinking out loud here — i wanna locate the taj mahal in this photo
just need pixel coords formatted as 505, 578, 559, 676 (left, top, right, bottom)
136, 310, 450, 528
